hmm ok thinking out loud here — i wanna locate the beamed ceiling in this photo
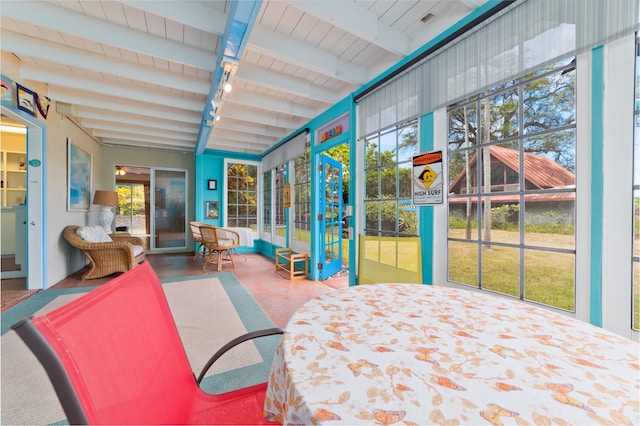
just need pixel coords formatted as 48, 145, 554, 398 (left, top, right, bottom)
1, 0, 488, 154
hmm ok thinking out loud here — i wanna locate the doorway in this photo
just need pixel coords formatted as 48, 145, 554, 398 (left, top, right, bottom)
317, 142, 350, 281
115, 165, 188, 251
0, 108, 45, 291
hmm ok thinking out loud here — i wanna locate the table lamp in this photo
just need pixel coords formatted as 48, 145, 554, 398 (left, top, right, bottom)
93, 190, 118, 234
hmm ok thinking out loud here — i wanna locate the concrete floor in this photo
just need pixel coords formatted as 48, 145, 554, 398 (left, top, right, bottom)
1, 252, 349, 327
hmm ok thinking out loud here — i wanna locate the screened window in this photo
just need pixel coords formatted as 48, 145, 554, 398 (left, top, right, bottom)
447, 59, 576, 311
274, 164, 286, 238
633, 37, 639, 331
293, 145, 311, 244
263, 170, 271, 237
226, 162, 258, 231
364, 120, 418, 237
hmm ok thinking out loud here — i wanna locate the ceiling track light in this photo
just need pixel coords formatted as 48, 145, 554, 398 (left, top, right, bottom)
206, 57, 238, 126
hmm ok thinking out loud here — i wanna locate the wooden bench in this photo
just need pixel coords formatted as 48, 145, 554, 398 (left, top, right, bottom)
275, 248, 308, 280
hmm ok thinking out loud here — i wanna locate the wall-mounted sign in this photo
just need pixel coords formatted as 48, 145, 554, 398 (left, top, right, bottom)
316, 112, 349, 145
412, 151, 443, 205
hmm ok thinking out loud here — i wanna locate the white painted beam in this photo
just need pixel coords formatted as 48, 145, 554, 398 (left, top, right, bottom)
248, 26, 368, 85
121, 1, 227, 35
47, 87, 201, 124
75, 111, 200, 134
205, 137, 271, 151
2, 0, 217, 71
220, 103, 304, 130
92, 127, 195, 143
102, 137, 195, 151
95, 129, 194, 145
210, 128, 277, 146
79, 120, 198, 138
235, 63, 339, 104
2, 31, 211, 94
20, 64, 205, 111
213, 119, 287, 140
284, 0, 409, 56
228, 88, 317, 119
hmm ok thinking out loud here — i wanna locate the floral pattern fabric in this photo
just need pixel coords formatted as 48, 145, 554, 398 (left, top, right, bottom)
264, 284, 640, 425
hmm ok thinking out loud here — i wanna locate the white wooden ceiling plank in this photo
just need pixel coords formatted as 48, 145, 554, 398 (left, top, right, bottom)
284, 0, 409, 56
21, 63, 205, 111
60, 33, 86, 50
75, 110, 199, 134
92, 126, 195, 142
205, 141, 264, 154
98, 135, 194, 151
290, 13, 317, 42
120, 0, 227, 35
211, 129, 276, 146
77, 1, 107, 20
165, 19, 184, 43
136, 52, 155, 68
379, 1, 418, 27
259, 1, 288, 29
248, 26, 368, 85
81, 38, 105, 55
276, 4, 304, 35
221, 103, 305, 129
123, 4, 148, 32
341, 38, 372, 66
316, 25, 347, 52
2, 1, 217, 71
206, 136, 271, 150
214, 118, 287, 139
391, 1, 439, 32
144, 12, 167, 39
228, 88, 316, 118
100, 0, 128, 26
236, 62, 338, 104
303, 18, 332, 47
47, 87, 202, 123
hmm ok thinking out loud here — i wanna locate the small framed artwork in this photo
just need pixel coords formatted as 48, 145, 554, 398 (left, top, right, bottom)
16, 83, 36, 117
205, 200, 219, 219
67, 139, 92, 211
208, 179, 217, 190
283, 183, 291, 208
36, 94, 51, 119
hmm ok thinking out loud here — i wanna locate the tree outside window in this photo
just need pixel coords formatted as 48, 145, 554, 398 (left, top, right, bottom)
227, 162, 257, 231
447, 59, 576, 311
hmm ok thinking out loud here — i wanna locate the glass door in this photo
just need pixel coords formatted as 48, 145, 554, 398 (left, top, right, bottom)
319, 155, 343, 279
154, 169, 187, 249
116, 166, 187, 251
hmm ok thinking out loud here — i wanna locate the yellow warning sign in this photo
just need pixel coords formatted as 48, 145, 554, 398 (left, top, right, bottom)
413, 150, 443, 204
417, 166, 437, 188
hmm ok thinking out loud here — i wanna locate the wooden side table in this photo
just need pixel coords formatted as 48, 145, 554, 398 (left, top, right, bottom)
275, 248, 308, 280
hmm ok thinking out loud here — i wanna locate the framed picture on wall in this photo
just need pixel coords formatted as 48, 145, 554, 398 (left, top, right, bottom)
208, 179, 217, 190
205, 200, 219, 219
67, 139, 92, 211
16, 83, 36, 117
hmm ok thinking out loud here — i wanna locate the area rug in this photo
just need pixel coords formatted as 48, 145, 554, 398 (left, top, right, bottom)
1, 273, 281, 425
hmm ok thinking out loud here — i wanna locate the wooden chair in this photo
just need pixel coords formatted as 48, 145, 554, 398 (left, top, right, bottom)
189, 221, 206, 261
63, 225, 145, 279
11, 261, 284, 425
200, 225, 240, 272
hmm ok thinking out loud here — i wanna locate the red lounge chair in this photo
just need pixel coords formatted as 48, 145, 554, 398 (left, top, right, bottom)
11, 261, 283, 425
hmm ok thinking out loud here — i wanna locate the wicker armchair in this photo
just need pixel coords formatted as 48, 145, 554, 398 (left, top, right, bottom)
63, 225, 146, 280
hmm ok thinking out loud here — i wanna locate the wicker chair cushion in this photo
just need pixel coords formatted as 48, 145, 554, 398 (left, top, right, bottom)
76, 226, 112, 243
132, 245, 144, 256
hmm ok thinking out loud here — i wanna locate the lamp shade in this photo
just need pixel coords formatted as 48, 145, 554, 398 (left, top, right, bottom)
93, 190, 118, 207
